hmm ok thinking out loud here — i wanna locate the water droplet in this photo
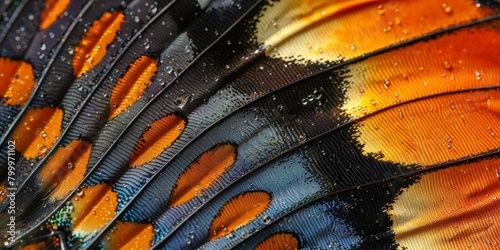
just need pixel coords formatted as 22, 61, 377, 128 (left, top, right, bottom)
134, 16, 140, 23
442, 3, 452, 13
306, 42, 312, 50
488, 127, 495, 137
174, 94, 191, 109
476, 71, 481, 80
444, 61, 451, 69
40, 43, 46, 51
76, 190, 84, 197
377, 5, 385, 14
262, 215, 272, 225
67, 162, 74, 169
166, 66, 173, 74
383, 78, 390, 89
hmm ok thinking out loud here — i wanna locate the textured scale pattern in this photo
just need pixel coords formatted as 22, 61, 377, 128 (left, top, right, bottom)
0, 0, 499, 249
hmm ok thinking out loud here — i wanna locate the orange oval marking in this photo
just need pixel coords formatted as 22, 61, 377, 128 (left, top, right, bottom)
0, 57, 36, 106
11, 107, 63, 159
209, 191, 271, 240
169, 143, 237, 207
71, 183, 118, 235
0, 184, 6, 203
21, 242, 48, 250
129, 114, 185, 167
255, 233, 299, 250
356, 90, 500, 166
109, 55, 158, 120
389, 158, 500, 249
104, 221, 154, 250
39, 140, 91, 201
72, 10, 125, 77
343, 23, 500, 118
256, 0, 495, 63
39, 0, 70, 29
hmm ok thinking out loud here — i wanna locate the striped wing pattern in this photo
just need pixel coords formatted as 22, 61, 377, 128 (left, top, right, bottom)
0, 0, 499, 249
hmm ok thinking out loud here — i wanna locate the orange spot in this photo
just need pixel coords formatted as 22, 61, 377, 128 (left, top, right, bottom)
72, 10, 125, 77
390, 158, 500, 249
169, 143, 237, 207
0, 57, 36, 106
20, 242, 48, 250
104, 221, 154, 250
39, 140, 91, 201
256, 0, 496, 63
11, 107, 63, 159
109, 55, 157, 119
129, 114, 185, 167
71, 183, 118, 235
209, 191, 271, 240
343, 23, 500, 118
255, 233, 299, 250
0, 184, 6, 203
356, 90, 500, 166
19, 236, 60, 250
39, 0, 70, 29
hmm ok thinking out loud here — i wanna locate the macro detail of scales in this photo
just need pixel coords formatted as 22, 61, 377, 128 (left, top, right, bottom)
0, 0, 499, 249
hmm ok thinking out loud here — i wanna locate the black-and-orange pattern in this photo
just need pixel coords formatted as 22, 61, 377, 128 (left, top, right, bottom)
0, 0, 499, 249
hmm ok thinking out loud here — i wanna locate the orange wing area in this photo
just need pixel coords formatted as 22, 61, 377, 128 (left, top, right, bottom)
70, 183, 118, 235
255, 0, 495, 63
11, 107, 63, 159
128, 114, 185, 167
103, 221, 154, 250
109, 55, 158, 120
255, 233, 299, 250
72, 10, 125, 77
343, 23, 500, 118
39, 140, 92, 201
356, 90, 500, 166
0, 57, 36, 106
209, 192, 271, 240
389, 158, 500, 249
169, 143, 237, 207
344, 21, 500, 166
39, 0, 70, 29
